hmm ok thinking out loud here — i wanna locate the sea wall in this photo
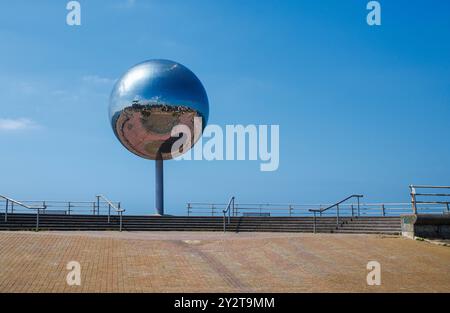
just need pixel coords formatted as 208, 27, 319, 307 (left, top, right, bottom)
401, 214, 450, 239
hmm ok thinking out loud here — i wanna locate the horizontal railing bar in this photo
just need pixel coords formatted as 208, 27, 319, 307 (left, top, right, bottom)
189, 202, 412, 207
415, 201, 450, 204
309, 195, 363, 213
96, 194, 124, 212
411, 185, 450, 189
0, 196, 45, 210
0, 200, 120, 204
414, 193, 450, 197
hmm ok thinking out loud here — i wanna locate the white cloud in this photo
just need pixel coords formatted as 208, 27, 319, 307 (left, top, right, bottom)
0, 118, 40, 131
82, 75, 116, 85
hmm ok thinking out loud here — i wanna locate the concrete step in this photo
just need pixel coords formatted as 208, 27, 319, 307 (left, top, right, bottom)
0, 213, 402, 235
335, 229, 401, 235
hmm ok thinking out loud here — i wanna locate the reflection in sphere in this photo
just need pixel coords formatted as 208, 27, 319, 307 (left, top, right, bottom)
109, 59, 209, 160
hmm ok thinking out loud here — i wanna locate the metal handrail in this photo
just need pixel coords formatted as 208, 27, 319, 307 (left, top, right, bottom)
410, 185, 450, 214
222, 196, 235, 232
0, 199, 121, 215
1, 194, 125, 231
96, 194, 125, 231
410, 185, 450, 189
186, 201, 450, 217
1, 195, 46, 231
309, 195, 364, 233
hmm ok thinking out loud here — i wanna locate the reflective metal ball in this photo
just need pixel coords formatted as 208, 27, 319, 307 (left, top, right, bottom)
109, 59, 209, 160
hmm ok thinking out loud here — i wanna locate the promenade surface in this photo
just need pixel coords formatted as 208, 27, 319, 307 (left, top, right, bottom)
0, 231, 449, 292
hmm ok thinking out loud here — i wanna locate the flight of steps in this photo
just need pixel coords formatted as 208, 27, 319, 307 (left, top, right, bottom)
336, 216, 402, 235
0, 213, 402, 234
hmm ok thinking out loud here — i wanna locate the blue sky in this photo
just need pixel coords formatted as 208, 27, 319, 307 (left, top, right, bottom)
0, 0, 449, 215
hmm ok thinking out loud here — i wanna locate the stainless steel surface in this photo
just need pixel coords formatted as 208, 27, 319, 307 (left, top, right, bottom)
222, 196, 235, 232
155, 159, 164, 215
1, 195, 123, 231
410, 185, 450, 215
1, 199, 121, 215
96, 194, 125, 232
1, 195, 46, 231
109, 59, 209, 160
309, 195, 364, 232
187, 201, 447, 217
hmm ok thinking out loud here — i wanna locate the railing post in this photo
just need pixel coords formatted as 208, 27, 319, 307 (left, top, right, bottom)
232, 198, 235, 217
381, 204, 386, 216
5, 199, 9, 222
223, 212, 226, 232
336, 204, 340, 229
36, 208, 39, 232
43, 201, 46, 214
446, 203, 450, 214
108, 204, 111, 223
410, 185, 418, 214
228, 202, 231, 224
120, 211, 123, 232
313, 211, 316, 234
289, 205, 293, 217
187, 203, 191, 216
11, 202, 14, 214
351, 204, 354, 217
97, 196, 100, 215
357, 198, 361, 217
68, 202, 71, 215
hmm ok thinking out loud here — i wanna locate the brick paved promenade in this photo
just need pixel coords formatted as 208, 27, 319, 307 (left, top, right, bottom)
0, 231, 449, 292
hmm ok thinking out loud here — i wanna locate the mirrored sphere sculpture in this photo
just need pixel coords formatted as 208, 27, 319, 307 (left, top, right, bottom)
109, 59, 209, 160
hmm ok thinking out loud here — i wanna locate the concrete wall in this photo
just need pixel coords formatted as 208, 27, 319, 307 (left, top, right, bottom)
401, 214, 450, 239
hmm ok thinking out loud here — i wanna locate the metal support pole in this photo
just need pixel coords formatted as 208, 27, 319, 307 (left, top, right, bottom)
289, 205, 293, 217
412, 194, 417, 214
11, 202, 14, 214
351, 204, 354, 217
232, 198, 235, 218
223, 212, 226, 232
228, 199, 231, 224
381, 204, 385, 216
187, 203, 191, 216
336, 204, 340, 229
446, 203, 450, 213
68, 202, 71, 215
357, 198, 361, 216
119, 211, 123, 232
313, 211, 316, 234
5, 199, 9, 222
155, 159, 164, 216
97, 196, 100, 215
36, 209, 39, 232
410, 186, 418, 214
108, 204, 111, 223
